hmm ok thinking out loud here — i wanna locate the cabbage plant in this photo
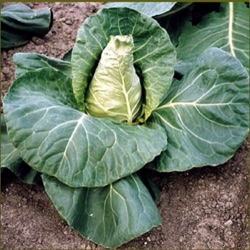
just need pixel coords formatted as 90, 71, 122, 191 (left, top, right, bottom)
2, 6, 249, 248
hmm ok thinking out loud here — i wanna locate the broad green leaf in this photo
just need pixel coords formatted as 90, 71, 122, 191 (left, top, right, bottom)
3, 68, 167, 187
72, 7, 176, 120
157, 2, 192, 18
175, 2, 249, 74
62, 49, 72, 62
150, 47, 249, 172
1, 114, 41, 184
86, 35, 142, 123
138, 169, 160, 202
42, 173, 161, 248
1, 3, 53, 49
2, 162, 41, 185
13, 53, 72, 79
104, 2, 176, 17
1, 29, 30, 50
1, 114, 22, 170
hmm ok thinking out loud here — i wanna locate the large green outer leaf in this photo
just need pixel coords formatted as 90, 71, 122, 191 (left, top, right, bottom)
176, 2, 249, 74
150, 47, 249, 172
1, 115, 41, 184
42, 174, 161, 248
3, 68, 167, 187
13, 53, 72, 79
72, 7, 176, 120
104, 2, 176, 17
1, 114, 22, 170
1, 3, 52, 49
85, 35, 142, 123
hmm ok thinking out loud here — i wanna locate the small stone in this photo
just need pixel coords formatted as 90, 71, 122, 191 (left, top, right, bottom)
224, 219, 233, 227
207, 239, 224, 249
222, 194, 229, 200
225, 202, 233, 209
198, 179, 204, 184
2, 67, 9, 75
211, 201, 217, 208
179, 236, 184, 242
147, 236, 151, 242
151, 235, 156, 241
205, 208, 211, 214
65, 19, 73, 25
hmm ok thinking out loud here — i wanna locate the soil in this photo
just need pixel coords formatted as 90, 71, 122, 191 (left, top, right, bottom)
1, 2, 249, 250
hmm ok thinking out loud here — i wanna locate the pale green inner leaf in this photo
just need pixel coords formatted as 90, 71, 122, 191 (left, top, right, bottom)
86, 35, 142, 123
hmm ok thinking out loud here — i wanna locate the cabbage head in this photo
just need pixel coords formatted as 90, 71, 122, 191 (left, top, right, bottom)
2, 7, 249, 249
85, 35, 142, 123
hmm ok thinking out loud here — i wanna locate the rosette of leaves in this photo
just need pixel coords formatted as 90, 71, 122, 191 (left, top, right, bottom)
2, 7, 249, 248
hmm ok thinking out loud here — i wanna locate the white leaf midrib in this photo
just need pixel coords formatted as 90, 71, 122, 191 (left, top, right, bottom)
228, 2, 236, 57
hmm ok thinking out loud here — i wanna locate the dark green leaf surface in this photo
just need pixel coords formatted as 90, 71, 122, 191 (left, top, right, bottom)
1, 29, 30, 50
42, 174, 161, 248
175, 2, 249, 74
62, 49, 72, 62
151, 48, 249, 172
157, 2, 192, 18
1, 115, 41, 184
72, 8, 176, 120
2, 162, 41, 185
13, 53, 72, 79
1, 3, 52, 49
104, 2, 176, 17
1, 114, 22, 170
138, 169, 160, 202
3, 68, 167, 187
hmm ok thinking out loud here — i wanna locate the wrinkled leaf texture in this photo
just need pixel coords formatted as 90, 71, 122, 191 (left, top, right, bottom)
72, 7, 176, 120
1, 3, 53, 49
13, 52, 72, 79
1, 115, 41, 184
85, 35, 142, 123
42, 173, 161, 248
150, 47, 249, 172
175, 2, 249, 74
1, 114, 22, 170
3, 66, 167, 187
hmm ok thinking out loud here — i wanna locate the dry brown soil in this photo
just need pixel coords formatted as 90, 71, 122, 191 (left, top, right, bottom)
1, 2, 249, 250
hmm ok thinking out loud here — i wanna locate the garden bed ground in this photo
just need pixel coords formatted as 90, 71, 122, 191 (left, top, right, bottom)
1, 2, 249, 250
